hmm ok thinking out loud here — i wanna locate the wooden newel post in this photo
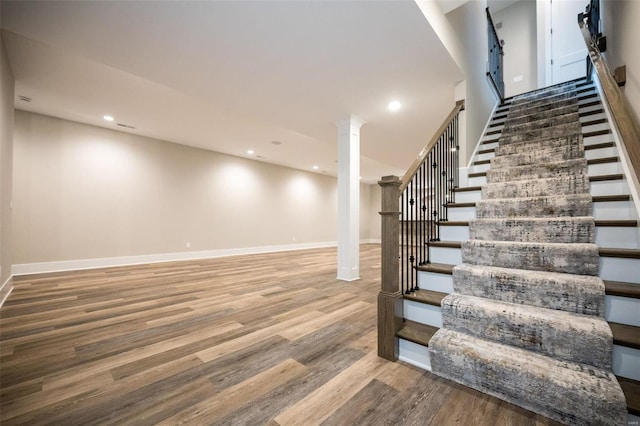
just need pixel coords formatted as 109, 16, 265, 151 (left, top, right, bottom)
377, 175, 404, 361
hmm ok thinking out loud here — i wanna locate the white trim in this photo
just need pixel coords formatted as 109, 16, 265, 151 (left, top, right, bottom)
0, 276, 13, 308
466, 100, 501, 170
12, 241, 348, 276
360, 239, 382, 244
591, 77, 640, 220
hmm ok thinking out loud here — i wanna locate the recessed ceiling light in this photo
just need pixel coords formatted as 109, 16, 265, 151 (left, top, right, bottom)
103, 115, 114, 122
247, 149, 255, 155
388, 100, 402, 112
312, 165, 319, 170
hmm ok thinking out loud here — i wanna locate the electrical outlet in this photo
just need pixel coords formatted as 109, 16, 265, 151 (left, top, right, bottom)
186, 242, 191, 248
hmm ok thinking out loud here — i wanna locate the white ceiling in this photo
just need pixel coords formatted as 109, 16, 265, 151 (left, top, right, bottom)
0, 0, 463, 183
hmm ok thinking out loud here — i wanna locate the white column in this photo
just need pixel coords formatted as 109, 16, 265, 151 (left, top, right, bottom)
336, 114, 365, 282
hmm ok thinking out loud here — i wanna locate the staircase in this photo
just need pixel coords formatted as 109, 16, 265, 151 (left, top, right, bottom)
396, 79, 640, 424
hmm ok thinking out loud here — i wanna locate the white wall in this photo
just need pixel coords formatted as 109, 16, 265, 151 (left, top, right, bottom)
493, 0, 538, 97
0, 35, 14, 302
12, 111, 381, 272
601, 0, 640, 125
447, 1, 498, 165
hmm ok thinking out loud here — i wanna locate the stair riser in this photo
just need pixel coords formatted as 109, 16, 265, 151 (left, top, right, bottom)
600, 257, 640, 284
469, 219, 595, 244
417, 270, 454, 293
596, 227, 640, 249
585, 146, 618, 159
476, 195, 593, 219
590, 180, 630, 198
452, 190, 481, 203
429, 329, 627, 426
613, 345, 640, 381
584, 133, 615, 146
430, 246, 462, 265
462, 241, 600, 275
439, 226, 469, 241
583, 122, 611, 133
606, 295, 640, 327
452, 264, 605, 316
589, 161, 623, 176
398, 339, 431, 371
580, 112, 607, 123
404, 299, 443, 328
440, 294, 613, 368
487, 159, 588, 183
447, 206, 476, 221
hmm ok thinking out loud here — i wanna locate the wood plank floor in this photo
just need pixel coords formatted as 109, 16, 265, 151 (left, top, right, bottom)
0, 244, 560, 425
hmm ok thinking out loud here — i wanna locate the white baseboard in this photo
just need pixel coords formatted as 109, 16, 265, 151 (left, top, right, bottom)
0, 275, 13, 308
360, 239, 382, 244
12, 240, 382, 276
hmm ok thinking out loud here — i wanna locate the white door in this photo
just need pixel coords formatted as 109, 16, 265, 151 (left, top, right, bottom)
551, 0, 589, 84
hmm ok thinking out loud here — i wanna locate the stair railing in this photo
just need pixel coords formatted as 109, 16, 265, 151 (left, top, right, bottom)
486, 7, 505, 101
378, 100, 464, 361
578, 10, 640, 189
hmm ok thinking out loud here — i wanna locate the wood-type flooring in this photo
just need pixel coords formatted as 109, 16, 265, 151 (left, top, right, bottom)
0, 244, 560, 425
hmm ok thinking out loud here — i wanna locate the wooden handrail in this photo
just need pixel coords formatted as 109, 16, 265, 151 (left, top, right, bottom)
400, 99, 465, 192
578, 18, 640, 183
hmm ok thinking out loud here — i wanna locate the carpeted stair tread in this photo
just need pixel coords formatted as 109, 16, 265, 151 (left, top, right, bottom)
495, 133, 582, 157
499, 122, 583, 145
461, 240, 599, 275
429, 329, 627, 426
486, 158, 587, 183
507, 92, 577, 113
610, 322, 640, 350
475, 194, 592, 218
482, 175, 589, 199
440, 293, 613, 367
490, 145, 586, 169
501, 112, 580, 135
452, 263, 605, 315
397, 320, 437, 346
468, 217, 594, 244
404, 289, 447, 307
503, 104, 579, 127
604, 280, 640, 299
